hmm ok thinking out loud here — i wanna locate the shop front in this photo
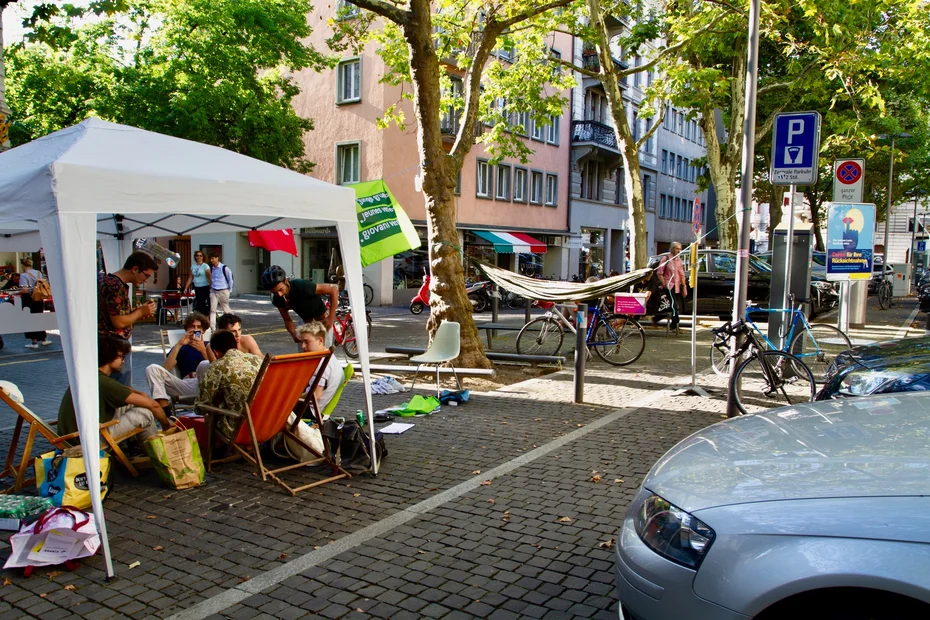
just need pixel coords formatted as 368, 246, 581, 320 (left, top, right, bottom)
465, 230, 550, 280
578, 227, 605, 279
300, 227, 340, 284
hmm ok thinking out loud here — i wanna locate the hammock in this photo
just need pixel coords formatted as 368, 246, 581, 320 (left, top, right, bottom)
475, 263, 654, 303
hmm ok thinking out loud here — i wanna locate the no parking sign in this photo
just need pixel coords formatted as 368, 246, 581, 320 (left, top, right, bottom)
833, 159, 865, 203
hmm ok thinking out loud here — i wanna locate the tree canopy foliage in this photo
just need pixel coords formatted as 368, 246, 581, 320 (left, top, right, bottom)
5, 0, 331, 171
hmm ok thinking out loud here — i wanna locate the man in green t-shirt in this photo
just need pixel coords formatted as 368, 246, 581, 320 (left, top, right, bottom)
58, 335, 172, 442
261, 265, 339, 344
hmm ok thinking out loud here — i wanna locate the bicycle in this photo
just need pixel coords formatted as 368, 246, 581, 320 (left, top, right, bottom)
327, 296, 372, 359
716, 320, 816, 415
877, 277, 893, 310
710, 294, 851, 383
516, 301, 646, 366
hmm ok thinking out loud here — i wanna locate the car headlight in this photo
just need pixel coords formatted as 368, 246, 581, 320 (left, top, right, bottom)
838, 371, 908, 396
634, 494, 715, 569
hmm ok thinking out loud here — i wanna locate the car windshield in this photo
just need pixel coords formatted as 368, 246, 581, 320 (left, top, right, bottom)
749, 256, 772, 273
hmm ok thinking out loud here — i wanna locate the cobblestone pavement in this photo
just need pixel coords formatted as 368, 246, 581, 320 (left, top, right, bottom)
0, 295, 920, 619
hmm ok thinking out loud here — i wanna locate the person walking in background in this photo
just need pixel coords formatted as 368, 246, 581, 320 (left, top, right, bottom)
18, 257, 50, 349
208, 253, 234, 319
184, 250, 211, 315
98, 251, 158, 386
657, 242, 689, 332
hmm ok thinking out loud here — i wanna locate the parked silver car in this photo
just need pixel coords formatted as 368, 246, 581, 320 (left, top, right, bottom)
616, 393, 930, 620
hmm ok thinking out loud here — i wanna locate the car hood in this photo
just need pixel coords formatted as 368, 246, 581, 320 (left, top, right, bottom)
645, 393, 930, 512
840, 337, 930, 370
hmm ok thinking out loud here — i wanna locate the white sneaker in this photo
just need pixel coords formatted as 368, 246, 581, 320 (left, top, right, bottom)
387, 377, 407, 392
39, 340, 52, 346
25, 343, 38, 349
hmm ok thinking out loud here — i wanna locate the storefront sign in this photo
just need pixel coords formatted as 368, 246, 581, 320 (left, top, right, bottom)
565, 236, 583, 250
354, 180, 421, 267
825, 202, 876, 281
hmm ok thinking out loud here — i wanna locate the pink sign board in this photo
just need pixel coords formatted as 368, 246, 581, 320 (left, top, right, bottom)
614, 293, 648, 315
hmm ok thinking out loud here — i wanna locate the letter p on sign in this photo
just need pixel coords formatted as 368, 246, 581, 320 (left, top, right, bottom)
787, 119, 805, 143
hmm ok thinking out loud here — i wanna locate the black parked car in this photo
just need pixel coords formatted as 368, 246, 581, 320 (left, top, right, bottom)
647, 249, 839, 318
816, 337, 930, 399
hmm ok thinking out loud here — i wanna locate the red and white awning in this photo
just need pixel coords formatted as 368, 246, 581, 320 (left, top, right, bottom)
473, 230, 547, 254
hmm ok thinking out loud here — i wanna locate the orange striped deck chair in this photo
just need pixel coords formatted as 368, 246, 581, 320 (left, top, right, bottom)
195, 351, 350, 495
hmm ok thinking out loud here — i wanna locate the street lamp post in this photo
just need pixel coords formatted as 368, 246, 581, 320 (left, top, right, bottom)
880, 132, 912, 294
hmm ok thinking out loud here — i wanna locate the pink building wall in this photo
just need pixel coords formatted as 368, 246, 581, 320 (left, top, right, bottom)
292, 13, 572, 235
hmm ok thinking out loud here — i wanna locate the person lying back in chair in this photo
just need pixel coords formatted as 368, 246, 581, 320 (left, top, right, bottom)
297, 321, 344, 412
196, 330, 262, 438
59, 335, 173, 444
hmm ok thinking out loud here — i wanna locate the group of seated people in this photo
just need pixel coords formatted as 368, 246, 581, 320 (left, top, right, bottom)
57, 312, 345, 451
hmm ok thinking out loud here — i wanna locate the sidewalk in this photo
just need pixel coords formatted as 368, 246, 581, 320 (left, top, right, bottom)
0, 296, 920, 619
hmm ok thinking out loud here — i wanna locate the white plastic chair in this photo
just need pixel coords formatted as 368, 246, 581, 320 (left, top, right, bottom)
409, 321, 463, 397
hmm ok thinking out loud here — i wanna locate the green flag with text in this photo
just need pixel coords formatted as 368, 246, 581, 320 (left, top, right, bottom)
354, 180, 421, 266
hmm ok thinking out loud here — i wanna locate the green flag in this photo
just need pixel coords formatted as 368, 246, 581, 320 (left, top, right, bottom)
353, 180, 421, 267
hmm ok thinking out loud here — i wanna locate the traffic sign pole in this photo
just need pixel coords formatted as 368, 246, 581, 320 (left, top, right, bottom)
781, 185, 796, 349
726, 0, 761, 418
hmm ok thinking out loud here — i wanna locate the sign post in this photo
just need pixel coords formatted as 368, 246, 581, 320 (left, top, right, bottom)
675, 197, 710, 399
770, 111, 822, 347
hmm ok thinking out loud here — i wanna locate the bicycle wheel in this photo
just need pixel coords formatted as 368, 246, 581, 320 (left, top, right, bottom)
878, 281, 892, 309
364, 283, 374, 306
591, 315, 645, 366
789, 323, 852, 384
342, 313, 372, 359
710, 332, 731, 376
516, 317, 564, 356
731, 350, 815, 415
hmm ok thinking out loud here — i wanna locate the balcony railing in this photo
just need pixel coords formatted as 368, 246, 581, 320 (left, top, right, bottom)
572, 120, 618, 150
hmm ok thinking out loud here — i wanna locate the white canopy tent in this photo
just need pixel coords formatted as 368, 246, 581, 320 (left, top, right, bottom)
0, 119, 377, 578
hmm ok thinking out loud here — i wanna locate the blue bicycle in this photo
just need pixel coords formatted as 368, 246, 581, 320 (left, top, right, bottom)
711, 293, 851, 382
516, 301, 646, 366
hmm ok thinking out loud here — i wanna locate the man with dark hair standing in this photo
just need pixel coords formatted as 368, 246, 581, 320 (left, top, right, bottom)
98, 251, 159, 386
58, 335, 172, 443
208, 253, 234, 319
216, 313, 262, 356
197, 330, 262, 438
260, 265, 339, 345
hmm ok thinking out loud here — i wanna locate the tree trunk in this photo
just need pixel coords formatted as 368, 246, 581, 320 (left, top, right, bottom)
0, 3, 12, 152
588, 0, 648, 268
404, 6, 491, 369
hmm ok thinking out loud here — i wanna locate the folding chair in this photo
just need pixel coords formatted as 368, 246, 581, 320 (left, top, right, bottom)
409, 321, 463, 397
196, 351, 350, 495
0, 386, 145, 493
321, 363, 354, 418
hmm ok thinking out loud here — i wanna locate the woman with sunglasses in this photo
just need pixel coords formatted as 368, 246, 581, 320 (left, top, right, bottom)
184, 250, 211, 315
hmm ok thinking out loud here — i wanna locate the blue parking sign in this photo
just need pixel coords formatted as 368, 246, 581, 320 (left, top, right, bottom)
770, 111, 821, 186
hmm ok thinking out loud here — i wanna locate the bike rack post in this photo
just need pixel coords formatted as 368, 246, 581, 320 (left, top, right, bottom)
574, 303, 587, 404
525, 297, 532, 324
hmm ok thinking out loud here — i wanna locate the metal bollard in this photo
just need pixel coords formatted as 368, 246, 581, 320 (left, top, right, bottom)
491, 284, 499, 339
574, 303, 587, 404
525, 296, 532, 324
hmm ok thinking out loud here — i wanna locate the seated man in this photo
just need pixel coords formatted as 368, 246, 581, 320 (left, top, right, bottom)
216, 313, 263, 356
196, 330, 263, 438
59, 335, 172, 444
297, 321, 345, 413
146, 312, 214, 411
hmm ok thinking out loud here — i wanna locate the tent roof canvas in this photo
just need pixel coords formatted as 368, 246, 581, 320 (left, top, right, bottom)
0, 118, 356, 237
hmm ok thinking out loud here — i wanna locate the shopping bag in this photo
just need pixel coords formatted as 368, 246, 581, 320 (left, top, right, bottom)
35, 448, 110, 510
271, 412, 325, 462
144, 427, 204, 489
4, 506, 101, 570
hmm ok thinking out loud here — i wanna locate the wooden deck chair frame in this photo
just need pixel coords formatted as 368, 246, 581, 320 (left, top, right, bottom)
195, 351, 351, 496
0, 387, 145, 493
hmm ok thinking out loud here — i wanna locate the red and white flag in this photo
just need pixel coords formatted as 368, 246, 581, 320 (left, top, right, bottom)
247, 229, 298, 256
